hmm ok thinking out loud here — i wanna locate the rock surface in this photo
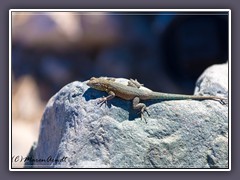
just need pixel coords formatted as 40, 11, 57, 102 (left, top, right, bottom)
25, 63, 229, 169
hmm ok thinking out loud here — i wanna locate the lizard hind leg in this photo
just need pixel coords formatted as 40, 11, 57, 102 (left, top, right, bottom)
128, 79, 144, 88
133, 97, 150, 123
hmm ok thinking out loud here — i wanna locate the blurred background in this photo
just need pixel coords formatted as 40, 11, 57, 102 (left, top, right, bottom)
11, 11, 229, 167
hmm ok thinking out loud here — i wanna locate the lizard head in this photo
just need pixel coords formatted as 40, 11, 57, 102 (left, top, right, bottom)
87, 77, 107, 91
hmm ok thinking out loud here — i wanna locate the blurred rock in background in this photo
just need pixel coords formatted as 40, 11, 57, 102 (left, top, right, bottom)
11, 11, 229, 168
12, 75, 44, 168
12, 12, 122, 51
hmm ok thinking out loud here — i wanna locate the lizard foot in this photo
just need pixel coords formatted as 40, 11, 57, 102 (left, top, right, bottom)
96, 92, 115, 107
133, 97, 150, 123
137, 108, 150, 123
97, 96, 108, 107
141, 114, 147, 123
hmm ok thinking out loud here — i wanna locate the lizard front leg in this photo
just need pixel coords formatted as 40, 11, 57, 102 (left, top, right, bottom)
98, 91, 115, 106
132, 97, 150, 123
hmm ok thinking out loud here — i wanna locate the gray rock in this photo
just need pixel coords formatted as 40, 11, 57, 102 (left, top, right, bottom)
26, 63, 229, 169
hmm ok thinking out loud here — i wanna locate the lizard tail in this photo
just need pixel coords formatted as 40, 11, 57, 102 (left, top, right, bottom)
149, 92, 228, 105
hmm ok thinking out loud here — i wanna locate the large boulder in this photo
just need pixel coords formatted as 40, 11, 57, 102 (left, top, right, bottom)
25, 63, 229, 168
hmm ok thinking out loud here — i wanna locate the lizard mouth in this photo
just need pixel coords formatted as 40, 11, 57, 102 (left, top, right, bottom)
86, 77, 106, 91
87, 81, 99, 89
86, 81, 94, 87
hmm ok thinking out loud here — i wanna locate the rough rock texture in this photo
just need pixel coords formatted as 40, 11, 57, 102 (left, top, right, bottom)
25, 63, 229, 169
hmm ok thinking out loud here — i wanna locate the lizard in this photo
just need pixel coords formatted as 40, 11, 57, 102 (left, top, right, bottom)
87, 77, 227, 122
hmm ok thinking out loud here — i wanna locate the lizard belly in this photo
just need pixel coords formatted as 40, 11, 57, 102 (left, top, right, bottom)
115, 91, 135, 100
